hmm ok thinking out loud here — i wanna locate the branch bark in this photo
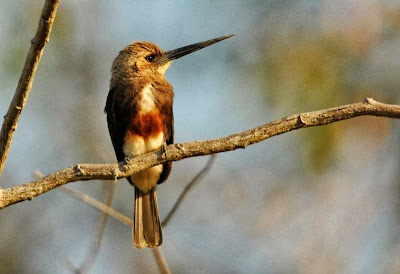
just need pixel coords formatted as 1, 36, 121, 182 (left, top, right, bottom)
1, 98, 399, 209
0, 0, 60, 175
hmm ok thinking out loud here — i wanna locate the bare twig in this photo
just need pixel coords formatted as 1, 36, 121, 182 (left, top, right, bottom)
1, 98, 400, 209
0, 0, 60, 176
58, 180, 170, 273
56, 154, 217, 273
152, 247, 171, 274
162, 155, 217, 227
78, 181, 115, 274
65, 259, 78, 274
34, 171, 121, 273
56, 154, 216, 228
60, 186, 133, 227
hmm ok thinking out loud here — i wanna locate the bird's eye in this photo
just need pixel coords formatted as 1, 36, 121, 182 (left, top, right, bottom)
145, 54, 156, 62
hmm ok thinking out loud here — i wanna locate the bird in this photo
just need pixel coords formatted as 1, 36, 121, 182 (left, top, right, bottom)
105, 34, 233, 248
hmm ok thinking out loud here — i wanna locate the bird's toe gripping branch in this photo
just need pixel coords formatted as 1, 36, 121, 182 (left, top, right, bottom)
161, 142, 168, 159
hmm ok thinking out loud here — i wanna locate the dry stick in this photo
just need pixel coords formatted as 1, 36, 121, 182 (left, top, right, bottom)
152, 247, 171, 274
1, 98, 400, 209
161, 154, 217, 227
34, 171, 119, 273
68, 144, 123, 273
57, 156, 216, 273
60, 186, 133, 226
75, 145, 117, 274
78, 181, 115, 274
0, 0, 60, 176
59, 184, 171, 273
34, 173, 121, 273
58, 156, 216, 228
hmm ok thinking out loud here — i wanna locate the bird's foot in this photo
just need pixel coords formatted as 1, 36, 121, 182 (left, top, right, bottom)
161, 142, 168, 159
124, 156, 133, 164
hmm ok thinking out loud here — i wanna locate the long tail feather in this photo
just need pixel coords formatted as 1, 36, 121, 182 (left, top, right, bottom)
134, 187, 162, 248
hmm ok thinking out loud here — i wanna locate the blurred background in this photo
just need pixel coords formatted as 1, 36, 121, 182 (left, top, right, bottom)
0, 0, 400, 273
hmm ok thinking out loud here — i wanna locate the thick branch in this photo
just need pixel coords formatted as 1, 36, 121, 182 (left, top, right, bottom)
1, 98, 399, 209
0, 0, 60, 175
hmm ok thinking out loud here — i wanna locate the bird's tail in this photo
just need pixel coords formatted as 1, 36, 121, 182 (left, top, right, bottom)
133, 186, 163, 248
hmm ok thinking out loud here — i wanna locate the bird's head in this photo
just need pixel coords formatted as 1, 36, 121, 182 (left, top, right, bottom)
111, 35, 234, 78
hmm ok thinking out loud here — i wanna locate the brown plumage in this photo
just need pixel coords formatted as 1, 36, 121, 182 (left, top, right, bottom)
105, 35, 233, 248
106, 42, 173, 248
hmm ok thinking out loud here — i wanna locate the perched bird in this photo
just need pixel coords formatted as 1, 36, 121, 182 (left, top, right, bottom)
105, 34, 233, 248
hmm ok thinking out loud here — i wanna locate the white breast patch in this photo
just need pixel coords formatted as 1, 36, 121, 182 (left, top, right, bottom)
139, 84, 155, 113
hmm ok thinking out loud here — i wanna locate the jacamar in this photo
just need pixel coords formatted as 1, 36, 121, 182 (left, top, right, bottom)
105, 34, 233, 248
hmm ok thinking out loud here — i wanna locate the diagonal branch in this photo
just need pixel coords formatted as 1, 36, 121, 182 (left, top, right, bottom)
60, 185, 133, 226
161, 155, 217, 227
57, 183, 171, 273
77, 181, 115, 274
54, 182, 170, 273
63, 186, 171, 274
57, 155, 216, 228
0, 0, 60, 176
1, 98, 399, 209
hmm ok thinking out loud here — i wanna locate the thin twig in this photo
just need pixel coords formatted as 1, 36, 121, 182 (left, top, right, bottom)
162, 155, 217, 226
55, 154, 216, 228
34, 171, 120, 273
60, 186, 133, 227
34, 169, 133, 226
152, 247, 171, 274
1, 98, 400, 209
0, 0, 60, 176
57, 180, 171, 273
78, 181, 115, 274
77, 146, 117, 274
55, 154, 217, 273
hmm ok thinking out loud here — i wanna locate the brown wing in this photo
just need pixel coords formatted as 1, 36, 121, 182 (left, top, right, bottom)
158, 112, 173, 185
155, 80, 174, 185
105, 87, 138, 163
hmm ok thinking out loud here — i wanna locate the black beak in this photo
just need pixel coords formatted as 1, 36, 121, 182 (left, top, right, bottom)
155, 34, 234, 65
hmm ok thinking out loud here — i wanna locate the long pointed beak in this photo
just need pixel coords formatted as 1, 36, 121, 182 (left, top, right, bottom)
155, 34, 234, 65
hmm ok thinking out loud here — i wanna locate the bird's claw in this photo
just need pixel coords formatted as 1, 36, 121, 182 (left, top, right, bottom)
161, 142, 168, 158
124, 156, 133, 164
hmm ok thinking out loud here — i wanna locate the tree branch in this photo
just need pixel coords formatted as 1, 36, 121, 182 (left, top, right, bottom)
77, 181, 115, 274
60, 185, 133, 226
57, 156, 216, 228
161, 155, 217, 227
151, 247, 171, 274
0, 0, 60, 175
51, 179, 171, 273
1, 98, 399, 209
